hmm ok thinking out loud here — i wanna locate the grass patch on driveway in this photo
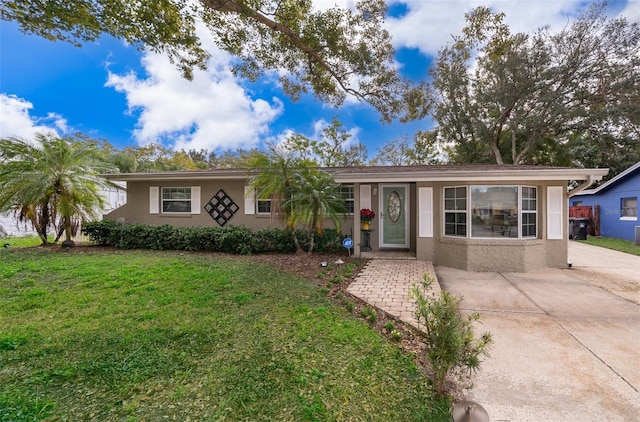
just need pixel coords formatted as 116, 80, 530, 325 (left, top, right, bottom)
0, 248, 449, 421
581, 236, 640, 256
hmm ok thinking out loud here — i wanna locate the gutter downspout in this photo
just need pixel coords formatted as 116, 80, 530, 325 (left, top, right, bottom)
568, 175, 600, 197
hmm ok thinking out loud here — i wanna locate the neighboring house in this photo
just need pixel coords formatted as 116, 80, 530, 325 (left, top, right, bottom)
101, 182, 127, 217
104, 165, 608, 272
0, 213, 31, 237
570, 161, 640, 242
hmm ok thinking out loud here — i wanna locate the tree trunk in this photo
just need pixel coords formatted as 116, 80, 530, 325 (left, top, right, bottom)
38, 202, 50, 245
37, 226, 48, 245
55, 226, 64, 242
64, 218, 72, 243
291, 230, 304, 254
490, 135, 504, 165
511, 128, 518, 164
308, 216, 319, 254
307, 230, 315, 254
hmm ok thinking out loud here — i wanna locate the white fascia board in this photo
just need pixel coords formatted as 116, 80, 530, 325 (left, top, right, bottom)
334, 169, 609, 184
572, 161, 640, 196
105, 167, 610, 184
104, 172, 248, 182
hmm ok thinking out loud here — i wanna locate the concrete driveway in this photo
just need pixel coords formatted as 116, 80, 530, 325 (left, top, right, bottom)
349, 242, 639, 420
436, 258, 640, 421
568, 241, 640, 303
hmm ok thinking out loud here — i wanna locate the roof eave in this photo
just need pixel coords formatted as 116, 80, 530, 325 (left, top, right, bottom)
103, 171, 249, 182
103, 167, 609, 184
572, 161, 640, 196
333, 168, 609, 183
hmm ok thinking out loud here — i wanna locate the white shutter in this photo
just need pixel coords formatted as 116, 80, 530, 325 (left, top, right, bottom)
419, 187, 433, 238
149, 186, 159, 214
191, 186, 201, 214
547, 186, 564, 240
244, 186, 255, 215
360, 184, 371, 210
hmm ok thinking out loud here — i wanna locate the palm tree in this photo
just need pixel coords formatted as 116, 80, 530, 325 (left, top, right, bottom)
0, 132, 117, 245
283, 169, 349, 253
247, 147, 311, 224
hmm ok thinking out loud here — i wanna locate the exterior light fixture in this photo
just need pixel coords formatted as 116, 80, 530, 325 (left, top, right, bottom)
334, 259, 344, 279
452, 401, 490, 422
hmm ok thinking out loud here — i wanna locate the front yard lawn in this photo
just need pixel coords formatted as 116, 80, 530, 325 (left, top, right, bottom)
0, 248, 449, 421
582, 236, 640, 256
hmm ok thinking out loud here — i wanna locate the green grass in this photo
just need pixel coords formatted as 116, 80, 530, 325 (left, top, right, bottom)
1, 235, 50, 248
0, 248, 450, 421
581, 236, 640, 256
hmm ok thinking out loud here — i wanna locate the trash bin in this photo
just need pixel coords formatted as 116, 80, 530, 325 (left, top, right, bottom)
569, 217, 589, 240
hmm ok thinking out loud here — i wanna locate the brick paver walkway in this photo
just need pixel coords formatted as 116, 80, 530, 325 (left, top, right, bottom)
347, 259, 441, 330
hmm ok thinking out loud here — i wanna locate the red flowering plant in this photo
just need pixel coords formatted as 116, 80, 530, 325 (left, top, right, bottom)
360, 208, 376, 223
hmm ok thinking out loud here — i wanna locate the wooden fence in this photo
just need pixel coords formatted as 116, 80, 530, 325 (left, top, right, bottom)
569, 205, 600, 236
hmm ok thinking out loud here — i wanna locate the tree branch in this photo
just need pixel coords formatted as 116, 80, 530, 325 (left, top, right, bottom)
201, 0, 363, 100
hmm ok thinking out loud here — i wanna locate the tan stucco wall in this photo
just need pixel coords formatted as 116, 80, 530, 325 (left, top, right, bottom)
416, 180, 569, 272
106, 180, 355, 234
107, 177, 570, 272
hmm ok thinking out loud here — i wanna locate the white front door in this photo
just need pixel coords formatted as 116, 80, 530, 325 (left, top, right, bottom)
379, 184, 409, 248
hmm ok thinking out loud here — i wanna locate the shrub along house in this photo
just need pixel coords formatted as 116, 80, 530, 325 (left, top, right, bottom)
104, 165, 608, 272
570, 161, 640, 242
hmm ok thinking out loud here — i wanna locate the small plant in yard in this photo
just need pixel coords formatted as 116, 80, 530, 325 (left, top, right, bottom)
344, 300, 355, 312
343, 262, 358, 278
411, 273, 493, 398
335, 292, 344, 300
384, 320, 395, 332
326, 281, 333, 289
360, 305, 377, 323
390, 329, 403, 342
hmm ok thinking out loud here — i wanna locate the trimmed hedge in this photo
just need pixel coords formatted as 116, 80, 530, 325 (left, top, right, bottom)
81, 220, 344, 254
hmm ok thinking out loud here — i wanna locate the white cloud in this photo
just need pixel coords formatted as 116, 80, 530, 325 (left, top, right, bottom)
0, 94, 68, 139
106, 44, 284, 152
387, 0, 639, 56
620, 0, 640, 22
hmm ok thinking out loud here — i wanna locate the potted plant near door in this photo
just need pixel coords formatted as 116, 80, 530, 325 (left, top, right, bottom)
360, 208, 375, 230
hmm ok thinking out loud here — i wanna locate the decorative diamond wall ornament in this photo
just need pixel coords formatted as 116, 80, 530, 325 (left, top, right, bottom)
205, 189, 239, 226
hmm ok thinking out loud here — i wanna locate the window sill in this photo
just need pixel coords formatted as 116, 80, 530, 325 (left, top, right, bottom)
441, 236, 544, 246
160, 213, 193, 218
620, 216, 638, 221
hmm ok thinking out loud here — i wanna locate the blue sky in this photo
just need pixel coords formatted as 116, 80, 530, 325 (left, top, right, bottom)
1, 1, 637, 157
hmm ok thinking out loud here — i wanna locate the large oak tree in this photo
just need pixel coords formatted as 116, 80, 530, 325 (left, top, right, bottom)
430, 2, 640, 168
